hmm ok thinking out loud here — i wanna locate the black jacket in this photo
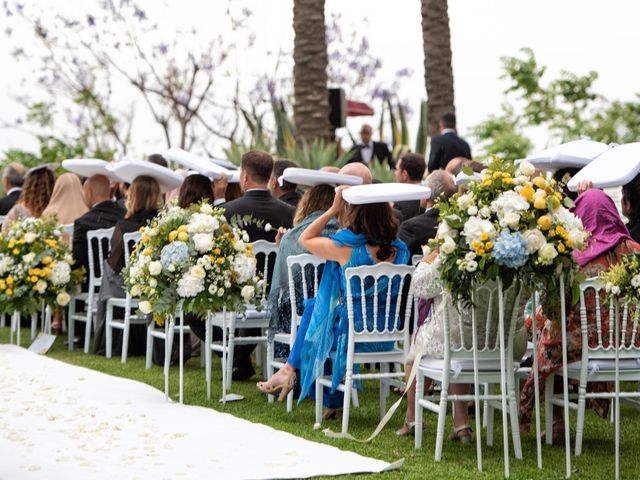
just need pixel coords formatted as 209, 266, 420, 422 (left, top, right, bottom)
73, 200, 126, 287
627, 219, 640, 244
398, 208, 439, 257
0, 189, 21, 216
349, 141, 394, 168
107, 209, 158, 274
222, 190, 295, 243
279, 190, 303, 208
395, 199, 424, 223
428, 132, 472, 172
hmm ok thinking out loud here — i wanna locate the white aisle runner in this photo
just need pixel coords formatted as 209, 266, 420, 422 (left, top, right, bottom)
0, 345, 398, 480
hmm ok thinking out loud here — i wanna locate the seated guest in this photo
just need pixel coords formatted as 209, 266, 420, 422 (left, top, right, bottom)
42, 173, 89, 225
398, 170, 456, 256
0, 162, 25, 215
394, 153, 427, 221
222, 150, 296, 380
266, 183, 339, 360
622, 173, 640, 243
178, 173, 214, 208
73, 174, 126, 290
94, 175, 161, 354
258, 186, 410, 419
348, 123, 394, 168
428, 112, 472, 172
270, 159, 302, 207
520, 189, 640, 438
2, 165, 56, 234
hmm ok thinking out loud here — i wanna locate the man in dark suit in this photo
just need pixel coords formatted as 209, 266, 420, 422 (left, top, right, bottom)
73, 175, 127, 289
394, 153, 427, 221
269, 159, 302, 207
0, 163, 25, 215
222, 150, 295, 380
398, 170, 456, 256
349, 124, 394, 168
428, 112, 472, 172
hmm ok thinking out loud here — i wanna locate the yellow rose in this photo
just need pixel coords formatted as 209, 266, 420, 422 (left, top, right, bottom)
177, 225, 189, 233
0, 280, 5, 290
143, 248, 152, 256
12, 248, 20, 255
478, 249, 485, 256
177, 231, 189, 242
213, 248, 221, 255
216, 257, 225, 264
6, 288, 12, 296
519, 185, 535, 201
533, 196, 547, 210
557, 242, 566, 253
8, 240, 15, 248
6, 276, 13, 285
485, 241, 494, 251
45, 239, 58, 248
471, 240, 482, 250
532, 176, 547, 189
537, 215, 552, 231
30, 275, 38, 283
168, 231, 178, 242
43, 268, 52, 277
41, 256, 53, 265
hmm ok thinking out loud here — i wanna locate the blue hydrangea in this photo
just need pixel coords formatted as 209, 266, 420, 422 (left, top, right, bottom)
160, 241, 190, 271
492, 231, 529, 269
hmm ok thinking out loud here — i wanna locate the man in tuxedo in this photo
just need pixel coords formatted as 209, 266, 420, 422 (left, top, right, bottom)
269, 159, 302, 207
428, 112, 472, 172
0, 163, 25, 215
349, 124, 394, 168
394, 153, 427, 221
73, 175, 127, 289
222, 150, 296, 380
398, 170, 456, 256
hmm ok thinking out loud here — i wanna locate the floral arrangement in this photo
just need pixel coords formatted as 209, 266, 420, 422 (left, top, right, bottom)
0, 216, 84, 314
600, 252, 640, 303
429, 158, 589, 307
124, 202, 263, 325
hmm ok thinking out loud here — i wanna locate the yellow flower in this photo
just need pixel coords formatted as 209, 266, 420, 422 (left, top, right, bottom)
45, 239, 58, 248
532, 176, 547, 189
213, 248, 221, 255
549, 196, 561, 211
0, 280, 5, 290
6, 276, 13, 285
533, 195, 547, 210
8, 240, 15, 248
478, 249, 485, 256
471, 240, 482, 250
43, 268, 52, 277
519, 185, 535, 201
142, 235, 149, 243
41, 256, 53, 265
557, 242, 566, 253
493, 172, 502, 178
12, 248, 20, 255
177, 231, 189, 242
143, 248, 152, 256
168, 231, 178, 242
177, 225, 189, 233
565, 239, 573, 247
537, 215, 552, 231
480, 232, 489, 241
482, 179, 492, 187
216, 257, 225, 264
501, 172, 511, 178
485, 241, 493, 251
30, 275, 38, 283
6, 288, 12, 296
139, 226, 145, 233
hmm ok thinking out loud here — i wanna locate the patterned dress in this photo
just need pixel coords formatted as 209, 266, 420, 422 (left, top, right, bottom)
519, 240, 640, 430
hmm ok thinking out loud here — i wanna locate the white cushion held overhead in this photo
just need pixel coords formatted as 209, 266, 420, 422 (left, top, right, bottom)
106, 159, 184, 193
165, 148, 228, 180
567, 142, 640, 191
342, 183, 431, 205
281, 167, 363, 187
210, 157, 238, 169
525, 139, 610, 173
62, 158, 119, 180
226, 170, 241, 184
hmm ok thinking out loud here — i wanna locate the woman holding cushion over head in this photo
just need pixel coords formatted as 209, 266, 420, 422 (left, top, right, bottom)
258, 184, 410, 418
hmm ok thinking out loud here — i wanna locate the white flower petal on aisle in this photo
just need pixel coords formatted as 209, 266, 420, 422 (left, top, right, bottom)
0, 345, 399, 480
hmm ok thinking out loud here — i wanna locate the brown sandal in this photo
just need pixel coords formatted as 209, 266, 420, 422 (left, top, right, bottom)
448, 424, 472, 444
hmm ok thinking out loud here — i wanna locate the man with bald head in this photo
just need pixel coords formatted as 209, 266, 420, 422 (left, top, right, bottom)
348, 123, 394, 168
339, 162, 373, 184
73, 174, 126, 288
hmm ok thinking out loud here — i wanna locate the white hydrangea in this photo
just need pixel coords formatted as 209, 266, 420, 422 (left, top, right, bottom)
50, 261, 71, 285
463, 216, 495, 248
491, 191, 530, 217
177, 273, 205, 297
457, 193, 475, 210
24, 232, 38, 243
193, 233, 214, 253
200, 203, 214, 215
23, 252, 36, 264
0, 255, 14, 276
479, 207, 492, 218
232, 254, 257, 283
187, 213, 219, 234
233, 239, 246, 252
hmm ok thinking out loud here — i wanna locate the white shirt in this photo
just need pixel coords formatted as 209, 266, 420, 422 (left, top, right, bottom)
441, 128, 456, 135
360, 142, 374, 163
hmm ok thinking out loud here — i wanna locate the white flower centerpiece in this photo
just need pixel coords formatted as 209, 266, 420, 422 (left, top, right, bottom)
429, 158, 589, 310
0, 217, 84, 315
124, 202, 263, 324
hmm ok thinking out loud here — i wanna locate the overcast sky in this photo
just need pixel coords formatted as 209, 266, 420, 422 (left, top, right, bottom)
1, 0, 639, 158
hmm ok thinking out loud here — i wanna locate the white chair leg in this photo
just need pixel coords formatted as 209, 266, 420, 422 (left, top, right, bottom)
341, 369, 353, 435
30, 312, 38, 341
379, 363, 389, 420
434, 383, 448, 461
483, 383, 490, 428
351, 387, 360, 408
0, 313, 5, 328
105, 305, 113, 359
121, 313, 130, 364
266, 341, 275, 405
507, 374, 523, 460
414, 371, 424, 449
575, 383, 587, 456
200, 340, 205, 368
486, 384, 495, 447
83, 309, 92, 354
315, 377, 323, 427
68, 302, 76, 351
226, 319, 235, 390
145, 323, 153, 369
545, 374, 554, 445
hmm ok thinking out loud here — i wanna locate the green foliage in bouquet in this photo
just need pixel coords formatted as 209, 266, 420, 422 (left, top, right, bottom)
0, 217, 84, 315
124, 202, 263, 325
600, 252, 640, 304
429, 158, 588, 312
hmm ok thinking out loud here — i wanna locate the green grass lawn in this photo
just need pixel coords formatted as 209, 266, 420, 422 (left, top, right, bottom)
2, 326, 638, 479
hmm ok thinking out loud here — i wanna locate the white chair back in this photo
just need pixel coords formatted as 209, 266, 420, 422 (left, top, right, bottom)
250, 240, 278, 302
0, 215, 5, 228
86, 227, 115, 285
411, 254, 423, 266
123, 231, 142, 268
61, 223, 74, 238
344, 263, 415, 348
286, 253, 326, 340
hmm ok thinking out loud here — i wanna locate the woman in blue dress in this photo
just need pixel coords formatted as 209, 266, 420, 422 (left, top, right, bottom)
257, 186, 410, 417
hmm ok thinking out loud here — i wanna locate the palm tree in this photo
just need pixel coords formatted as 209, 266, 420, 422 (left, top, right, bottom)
293, 0, 331, 142
421, 0, 455, 136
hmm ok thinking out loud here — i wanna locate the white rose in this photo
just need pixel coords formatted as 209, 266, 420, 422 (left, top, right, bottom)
130, 285, 142, 297
465, 251, 476, 262
441, 236, 457, 255
56, 291, 70, 306
241, 285, 255, 302
466, 260, 478, 272
538, 243, 558, 265
168, 264, 176, 272
200, 203, 214, 215
516, 160, 535, 177
149, 278, 158, 288
217, 287, 225, 297
23, 252, 36, 264
190, 265, 206, 280
24, 232, 37, 243
501, 212, 520, 229
457, 193, 475, 210
631, 275, 640, 288
522, 229, 546, 253
479, 207, 491, 218
193, 233, 214, 253
264, 223, 272, 232
139, 301, 152, 314
437, 221, 458, 239
467, 206, 478, 216
148, 261, 162, 276
35, 280, 47, 294
612, 285, 621, 295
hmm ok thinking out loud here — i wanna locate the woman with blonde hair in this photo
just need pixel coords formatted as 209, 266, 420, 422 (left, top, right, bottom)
2, 166, 55, 234
42, 173, 89, 225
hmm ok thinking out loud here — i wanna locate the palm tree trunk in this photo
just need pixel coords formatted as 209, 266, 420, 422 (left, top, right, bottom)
293, 0, 331, 142
422, 0, 455, 136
